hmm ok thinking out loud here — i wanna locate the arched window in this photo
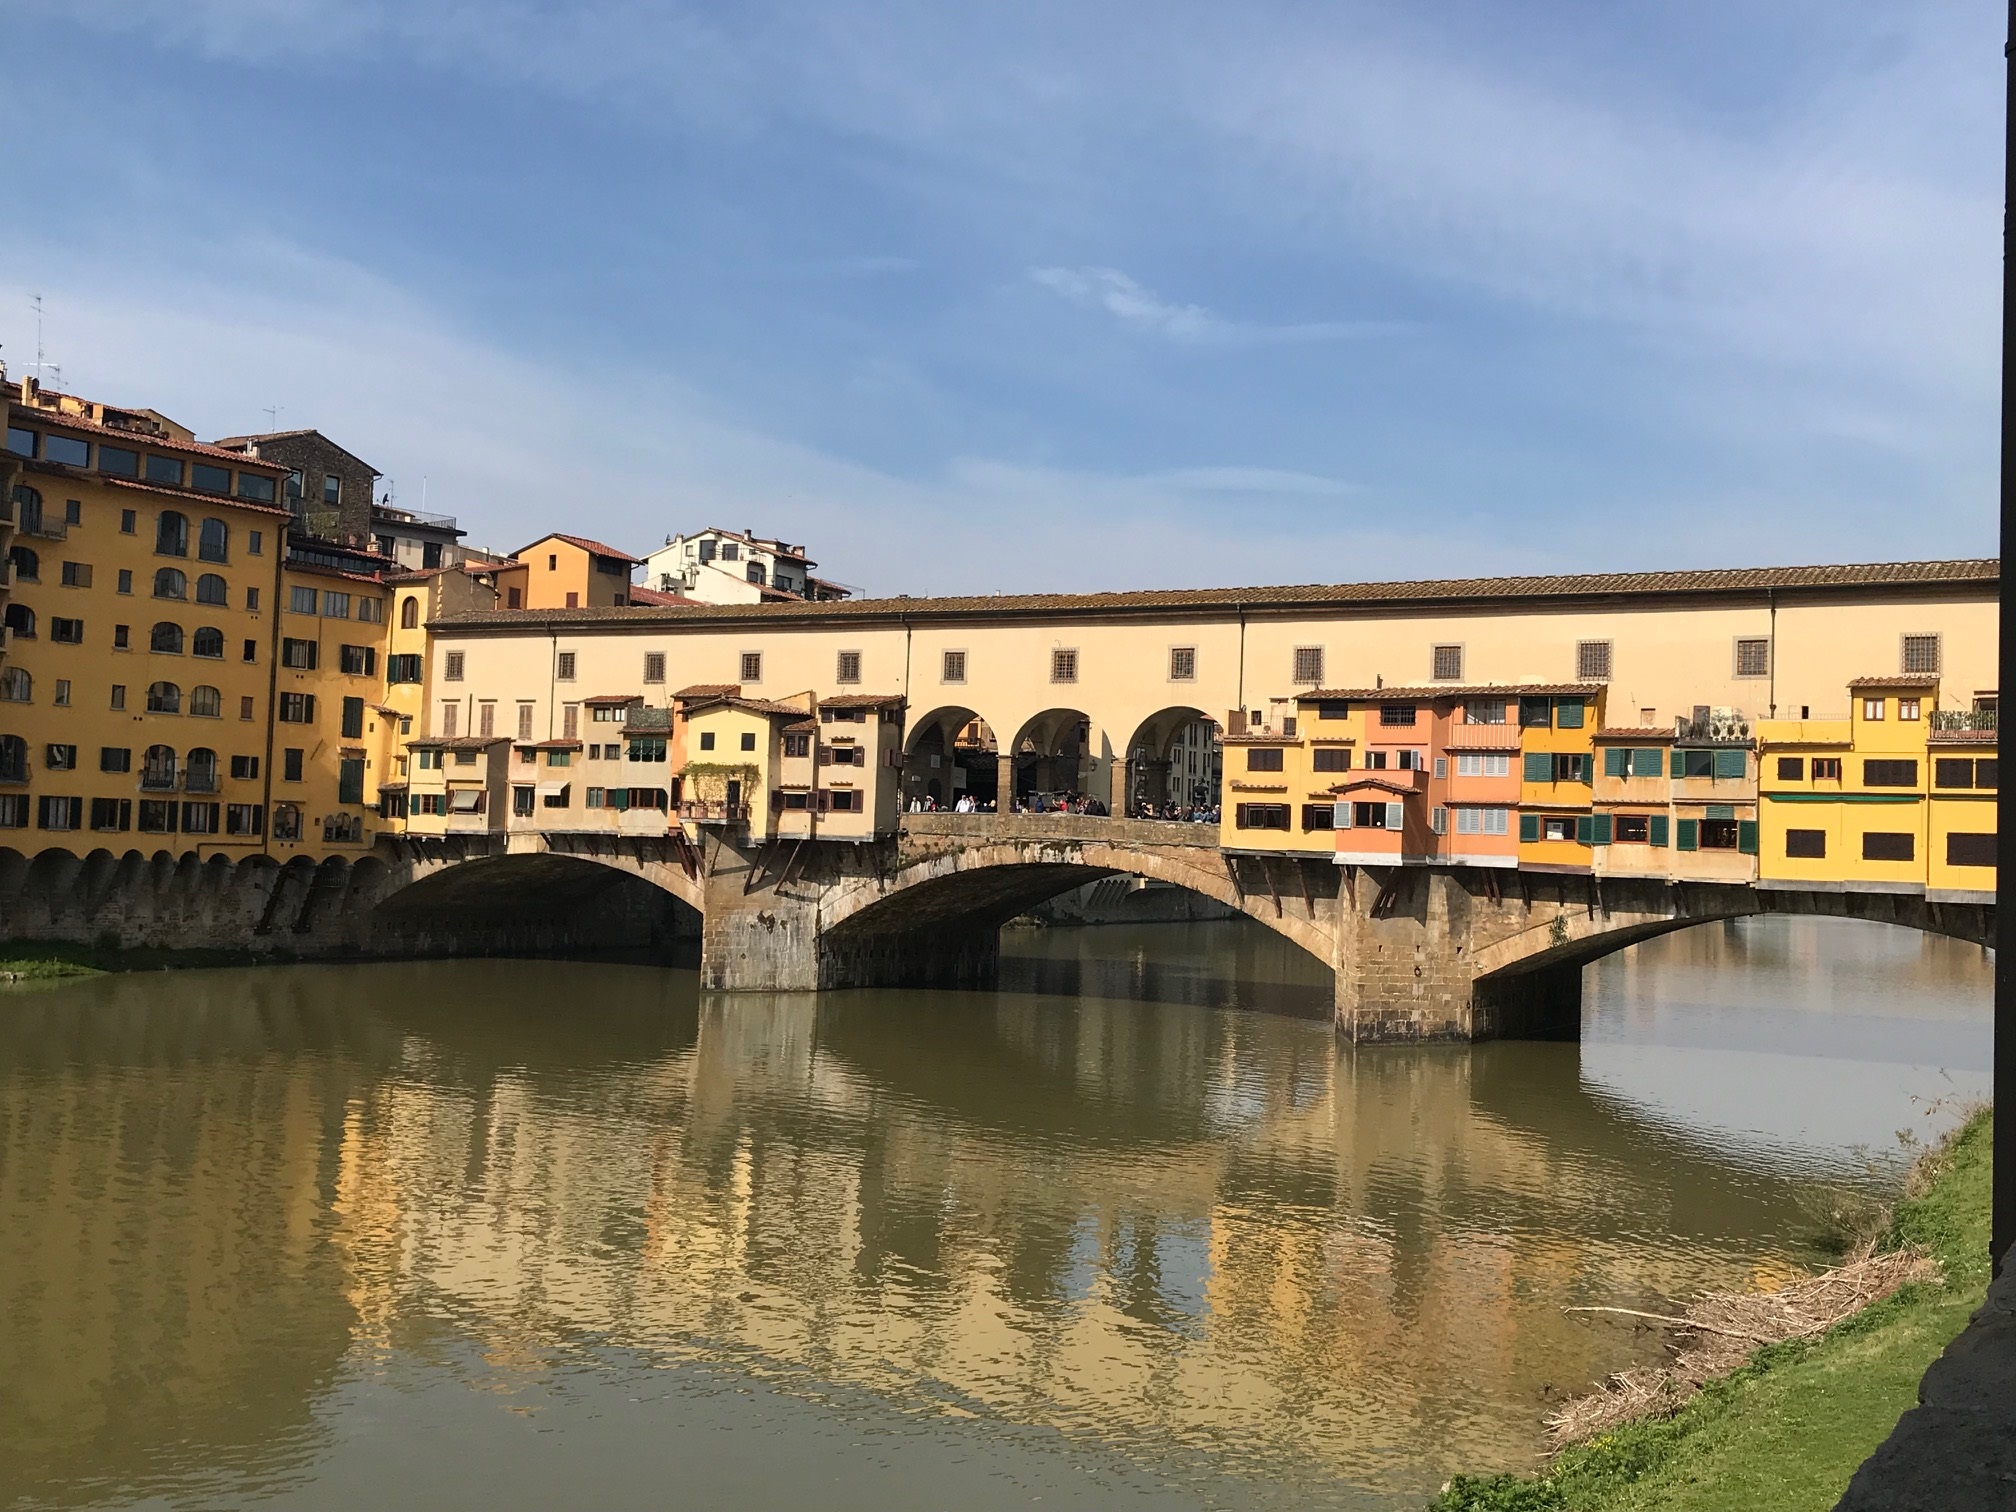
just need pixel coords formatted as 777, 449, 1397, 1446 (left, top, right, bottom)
141, 744, 178, 789
401, 596, 420, 629
4, 604, 35, 639
198, 518, 229, 563
156, 511, 189, 557
0, 735, 26, 782
146, 681, 181, 714
189, 686, 222, 718
8, 546, 38, 583
195, 573, 228, 605
273, 803, 302, 842
185, 748, 219, 791
154, 568, 186, 599
192, 626, 225, 659
0, 667, 30, 702
150, 622, 184, 654
11, 485, 42, 534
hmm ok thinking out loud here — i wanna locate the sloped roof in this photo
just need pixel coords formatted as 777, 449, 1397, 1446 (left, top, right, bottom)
514, 532, 641, 564
210, 429, 382, 476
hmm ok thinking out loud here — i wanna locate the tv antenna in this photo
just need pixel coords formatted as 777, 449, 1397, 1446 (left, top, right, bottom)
31, 294, 45, 384
263, 404, 283, 431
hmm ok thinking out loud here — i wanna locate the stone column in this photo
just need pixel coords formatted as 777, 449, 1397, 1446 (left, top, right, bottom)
1332, 867, 1486, 1042
997, 752, 1017, 812
1110, 758, 1130, 816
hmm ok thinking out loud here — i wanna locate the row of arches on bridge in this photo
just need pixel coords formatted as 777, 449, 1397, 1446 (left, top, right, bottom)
900, 704, 1223, 811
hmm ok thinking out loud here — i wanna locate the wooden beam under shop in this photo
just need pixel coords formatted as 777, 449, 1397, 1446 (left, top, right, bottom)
775, 837, 810, 895
1371, 867, 1402, 919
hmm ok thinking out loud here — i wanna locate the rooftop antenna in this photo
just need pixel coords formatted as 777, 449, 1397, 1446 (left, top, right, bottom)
31, 294, 44, 384
263, 404, 282, 431
421, 475, 429, 512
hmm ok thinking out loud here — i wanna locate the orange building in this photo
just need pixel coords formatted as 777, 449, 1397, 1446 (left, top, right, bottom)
495, 533, 640, 610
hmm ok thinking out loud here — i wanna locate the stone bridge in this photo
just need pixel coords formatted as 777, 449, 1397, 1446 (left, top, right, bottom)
0, 815, 1991, 1042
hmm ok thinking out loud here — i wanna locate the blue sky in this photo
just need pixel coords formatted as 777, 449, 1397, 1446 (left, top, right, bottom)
0, 1, 2001, 595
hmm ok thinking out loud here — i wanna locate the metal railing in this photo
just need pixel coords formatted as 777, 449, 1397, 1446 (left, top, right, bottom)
183, 772, 221, 795
679, 800, 750, 823
1930, 708, 1997, 733
139, 773, 179, 791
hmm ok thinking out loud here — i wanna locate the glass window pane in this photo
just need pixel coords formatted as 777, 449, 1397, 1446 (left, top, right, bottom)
44, 434, 90, 467
145, 455, 184, 486
98, 445, 139, 477
191, 463, 230, 494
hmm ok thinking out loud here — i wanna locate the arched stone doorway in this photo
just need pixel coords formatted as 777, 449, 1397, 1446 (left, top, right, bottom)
1119, 706, 1222, 816
901, 706, 1000, 810
1006, 708, 1104, 812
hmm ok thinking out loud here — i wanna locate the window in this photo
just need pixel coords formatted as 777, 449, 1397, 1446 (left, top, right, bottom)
1431, 644, 1463, 681
2, 604, 33, 640
1312, 747, 1352, 772
338, 644, 375, 676
1454, 805, 1511, 836
283, 749, 304, 782
341, 698, 365, 739
1785, 828, 1827, 859
836, 650, 862, 684
516, 704, 535, 741
287, 585, 316, 615
153, 568, 186, 599
1292, 647, 1324, 684
146, 621, 184, 655
145, 681, 180, 714
1934, 758, 1977, 789
1463, 701, 1505, 725
189, 464, 229, 496
1245, 747, 1285, 772
740, 731, 757, 752
1862, 831, 1915, 863
1573, 640, 1613, 682
1777, 757, 1805, 781
1168, 646, 1196, 682
513, 785, 537, 818
7, 546, 37, 582
155, 511, 189, 556
1901, 634, 1941, 675
316, 591, 348, 619
41, 742, 76, 772
401, 596, 421, 630
1947, 832, 1995, 868
644, 652, 666, 683
193, 573, 227, 605
1518, 697, 1552, 729
3, 427, 32, 457
1977, 759, 1999, 789
440, 703, 459, 737
747, 562, 767, 586
109, 683, 125, 710
144, 456, 183, 488
1379, 704, 1417, 727
1697, 818, 1740, 850
1864, 759, 1918, 787
281, 638, 318, 670
231, 755, 260, 779
444, 651, 465, 681
354, 596, 383, 624
50, 617, 83, 644
784, 733, 811, 758
60, 560, 91, 588
628, 736, 667, 762
37, 796, 84, 831
338, 756, 365, 804
1862, 697, 1886, 721
1456, 752, 1511, 777
1734, 637, 1770, 678
198, 518, 229, 562
323, 473, 342, 507
820, 789, 863, 813
278, 692, 316, 724
1051, 648, 1078, 683
698, 731, 716, 752
100, 446, 138, 478
237, 470, 276, 503
740, 651, 763, 683
226, 804, 264, 835
1234, 803, 1290, 830
556, 651, 577, 681
1812, 757, 1842, 781
0, 666, 28, 703
1897, 697, 1921, 721
91, 798, 132, 832
99, 746, 133, 773
241, 639, 260, 664
190, 686, 222, 718
1614, 814, 1649, 843
119, 508, 137, 533
477, 702, 496, 738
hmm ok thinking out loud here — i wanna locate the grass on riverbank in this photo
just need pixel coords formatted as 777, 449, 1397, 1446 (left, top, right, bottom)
0, 938, 272, 982
1431, 1107, 1994, 1512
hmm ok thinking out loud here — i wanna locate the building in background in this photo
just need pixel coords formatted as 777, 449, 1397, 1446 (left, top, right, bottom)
212, 430, 378, 544
641, 528, 852, 606
496, 533, 640, 610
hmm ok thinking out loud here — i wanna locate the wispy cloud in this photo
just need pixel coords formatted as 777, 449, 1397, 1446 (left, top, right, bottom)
1027, 265, 1400, 345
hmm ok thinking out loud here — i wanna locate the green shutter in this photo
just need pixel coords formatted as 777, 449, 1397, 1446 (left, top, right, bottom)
1555, 698, 1585, 729
1575, 814, 1594, 845
1579, 755, 1593, 785
1604, 747, 1628, 778
1519, 813, 1540, 843
1713, 748, 1746, 780
1592, 813, 1613, 845
1649, 814, 1669, 846
1671, 750, 1686, 778
338, 758, 364, 805
1706, 803, 1735, 821
1524, 751, 1553, 784
1636, 748, 1664, 778
1677, 818, 1699, 851
1738, 819, 1759, 854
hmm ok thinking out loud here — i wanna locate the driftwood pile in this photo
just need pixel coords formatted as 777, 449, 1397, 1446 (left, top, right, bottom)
1549, 1247, 1937, 1446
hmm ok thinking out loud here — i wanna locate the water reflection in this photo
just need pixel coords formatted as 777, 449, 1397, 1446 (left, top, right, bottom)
0, 917, 1990, 1511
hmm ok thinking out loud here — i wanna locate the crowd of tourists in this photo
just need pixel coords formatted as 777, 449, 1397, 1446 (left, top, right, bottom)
902, 791, 1219, 821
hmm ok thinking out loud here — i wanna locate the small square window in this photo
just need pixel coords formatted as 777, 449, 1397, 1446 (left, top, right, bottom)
740, 651, 762, 683
444, 651, 465, 681
740, 731, 757, 751
1430, 644, 1462, 681
1863, 698, 1885, 721
119, 509, 136, 534
1169, 646, 1196, 681
644, 652, 666, 683
1734, 637, 1771, 678
1292, 646, 1324, 684
836, 650, 862, 684
1051, 647, 1078, 683
1901, 634, 1940, 675
556, 651, 576, 681
1577, 640, 1613, 681
941, 650, 966, 683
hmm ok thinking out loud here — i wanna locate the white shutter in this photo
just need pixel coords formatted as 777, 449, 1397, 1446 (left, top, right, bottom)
1386, 802, 1404, 830
1334, 802, 1351, 829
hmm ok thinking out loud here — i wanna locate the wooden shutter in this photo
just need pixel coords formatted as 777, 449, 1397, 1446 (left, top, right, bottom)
1648, 814, 1669, 846
1604, 747, 1627, 778
1738, 819, 1759, 854
1591, 814, 1613, 845
1519, 813, 1540, 843
1706, 803, 1735, 821
1554, 698, 1585, 729
1575, 815, 1594, 845
1677, 818, 1698, 851
1637, 748, 1663, 778
1713, 748, 1746, 780
1386, 802, 1404, 830
1670, 750, 1685, 778
1523, 751, 1552, 784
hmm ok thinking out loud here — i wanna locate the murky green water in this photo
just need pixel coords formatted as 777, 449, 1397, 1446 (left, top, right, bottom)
0, 918, 1990, 1510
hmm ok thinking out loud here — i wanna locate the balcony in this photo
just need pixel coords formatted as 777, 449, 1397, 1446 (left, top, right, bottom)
1930, 708, 1997, 733
139, 771, 179, 792
680, 800, 750, 824
20, 517, 67, 542
1674, 710, 1752, 745
183, 772, 221, 795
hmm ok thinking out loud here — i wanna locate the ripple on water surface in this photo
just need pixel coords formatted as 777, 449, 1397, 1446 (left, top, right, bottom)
0, 915, 1989, 1510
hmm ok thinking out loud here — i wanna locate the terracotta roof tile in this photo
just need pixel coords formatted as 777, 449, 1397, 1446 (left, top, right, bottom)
432, 559, 1997, 633
673, 683, 740, 700
11, 404, 289, 468
1848, 673, 1943, 689
1597, 726, 1677, 740
583, 693, 642, 706
515, 532, 641, 563
1302, 682, 1606, 702
40, 469, 295, 518
818, 693, 905, 710
406, 736, 510, 750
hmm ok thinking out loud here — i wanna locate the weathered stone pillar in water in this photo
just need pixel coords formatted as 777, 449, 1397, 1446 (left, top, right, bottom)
697, 831, 823, 991
1332, 867, 1484, 1042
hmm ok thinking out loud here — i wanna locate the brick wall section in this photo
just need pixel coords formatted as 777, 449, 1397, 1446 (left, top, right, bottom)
229, 434, 377, 544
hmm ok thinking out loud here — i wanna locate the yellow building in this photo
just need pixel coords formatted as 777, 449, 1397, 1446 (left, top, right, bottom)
376, 564, 499, 828
3, 377, 291, 858
272, 558, 391, 854
1217, 696, 1340, 856
1757, 675, 1939, 891
1516, 690, 1603, 871
496, 533, 640, 611
1925, 718, 1997, 901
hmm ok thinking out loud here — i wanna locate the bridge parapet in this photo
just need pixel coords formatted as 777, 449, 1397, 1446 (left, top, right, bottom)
897, 812, 1225, 852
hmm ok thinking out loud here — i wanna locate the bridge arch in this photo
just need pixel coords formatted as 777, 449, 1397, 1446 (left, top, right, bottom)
1005, 706, 1110, 810
1118, 705, 1221, 815
367, 849, 704, 959
901, 704, 1001, 809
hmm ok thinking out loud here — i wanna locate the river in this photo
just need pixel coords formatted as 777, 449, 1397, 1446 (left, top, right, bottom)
0, 917, 1991, 1510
